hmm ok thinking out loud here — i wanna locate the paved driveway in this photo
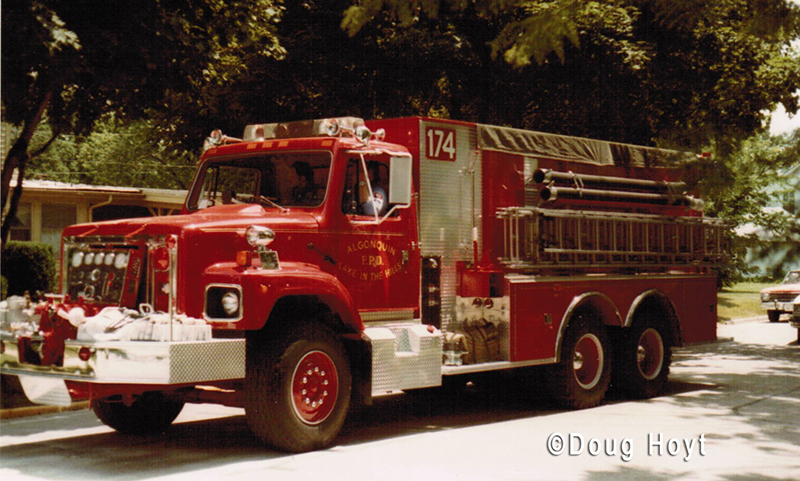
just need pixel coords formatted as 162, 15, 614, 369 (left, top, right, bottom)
1, 318, 798, 481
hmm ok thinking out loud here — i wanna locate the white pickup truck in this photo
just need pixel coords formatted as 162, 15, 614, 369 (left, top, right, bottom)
760, 270, 800, 323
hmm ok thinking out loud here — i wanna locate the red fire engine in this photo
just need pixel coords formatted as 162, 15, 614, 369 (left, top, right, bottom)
0, 117, 727, 452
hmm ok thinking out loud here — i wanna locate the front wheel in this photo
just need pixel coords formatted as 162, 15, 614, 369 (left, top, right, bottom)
768, 310, 781, 323
548, 315, 612, 409
92, 391, 184, 434
245, 322, 352, 453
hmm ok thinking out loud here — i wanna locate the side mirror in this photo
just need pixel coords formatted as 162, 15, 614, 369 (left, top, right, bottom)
389, 155, 412, 206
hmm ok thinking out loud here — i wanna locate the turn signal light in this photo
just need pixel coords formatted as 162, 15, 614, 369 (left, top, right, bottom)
78, 347, 93, 362
237, 251, 253, 267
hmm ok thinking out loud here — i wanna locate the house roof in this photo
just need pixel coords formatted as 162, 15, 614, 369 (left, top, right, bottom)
13, 178, 142, 194
781, 163, 800, 181
12, 178, 187, 208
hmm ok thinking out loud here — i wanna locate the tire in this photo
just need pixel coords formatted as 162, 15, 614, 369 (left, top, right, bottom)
245, 322, 352, 453
768, 310, 781, 323
92, 391, 184, 434
613, 320, 671, 399
549, 314, 612, 409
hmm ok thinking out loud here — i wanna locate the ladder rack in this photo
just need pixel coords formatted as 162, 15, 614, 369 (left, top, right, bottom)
497, 207, 729, 271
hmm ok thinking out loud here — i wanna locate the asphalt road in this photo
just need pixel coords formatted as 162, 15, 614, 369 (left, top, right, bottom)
1, 318, 798, 481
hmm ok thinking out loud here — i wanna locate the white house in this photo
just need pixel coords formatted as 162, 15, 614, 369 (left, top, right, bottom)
6, 178, 186, 260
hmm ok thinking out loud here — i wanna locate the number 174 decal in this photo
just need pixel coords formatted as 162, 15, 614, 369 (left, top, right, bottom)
425, 127, 456, 161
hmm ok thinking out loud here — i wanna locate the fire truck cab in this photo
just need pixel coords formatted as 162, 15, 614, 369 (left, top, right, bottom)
0, 117, 727, 453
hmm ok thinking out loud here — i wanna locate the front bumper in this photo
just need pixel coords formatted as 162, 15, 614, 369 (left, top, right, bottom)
0, 335, 245, 384
761, 301, 794, 313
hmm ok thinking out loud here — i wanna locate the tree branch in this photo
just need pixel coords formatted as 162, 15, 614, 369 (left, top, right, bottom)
29, 126, 64, 159
1, 91, 53, 245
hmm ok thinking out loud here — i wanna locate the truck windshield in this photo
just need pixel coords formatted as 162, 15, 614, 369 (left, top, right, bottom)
188, 151, 332, 210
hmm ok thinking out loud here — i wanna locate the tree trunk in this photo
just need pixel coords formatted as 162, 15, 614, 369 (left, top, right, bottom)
1, 91, 52, 245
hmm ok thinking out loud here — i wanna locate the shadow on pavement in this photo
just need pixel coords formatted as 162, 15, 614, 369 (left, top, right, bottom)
1, 335, 798, 481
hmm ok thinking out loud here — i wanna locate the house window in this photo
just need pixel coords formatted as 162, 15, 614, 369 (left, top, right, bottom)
8, 203, 32, 241
41, 203, 76, 257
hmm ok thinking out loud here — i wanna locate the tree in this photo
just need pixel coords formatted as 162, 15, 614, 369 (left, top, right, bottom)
702, 129, 800, 280
30, 117, 197, 190
1, 0, 285, 243
334, 0, 800, 151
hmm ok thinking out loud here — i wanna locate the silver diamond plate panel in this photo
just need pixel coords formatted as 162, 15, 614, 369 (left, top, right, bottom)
54, 339, 246, 384
168, 340, 246, 384
418, 120, 480, 333
18, 375, 72, 406
366, 325, 442, 394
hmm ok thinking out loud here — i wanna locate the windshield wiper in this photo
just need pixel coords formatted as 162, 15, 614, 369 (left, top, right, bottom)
248, 195, 287, 212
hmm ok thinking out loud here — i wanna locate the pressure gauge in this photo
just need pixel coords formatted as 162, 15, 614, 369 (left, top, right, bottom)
114, 252, 129, 269
71, 251, 84, 268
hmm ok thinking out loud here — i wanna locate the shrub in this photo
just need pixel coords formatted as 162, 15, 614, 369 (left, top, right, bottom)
1, 242, 57, 299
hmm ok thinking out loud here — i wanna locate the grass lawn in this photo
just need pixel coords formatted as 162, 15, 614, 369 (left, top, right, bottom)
717, 282, 772, 322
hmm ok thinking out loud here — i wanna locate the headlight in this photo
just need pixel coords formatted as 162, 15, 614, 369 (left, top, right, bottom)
205, 286, 243, 321
246, 225, 275, 247
94, 253, 105, 265
84, 252, 95, 265
761, 292, 771, 302
221, 291, 240, 316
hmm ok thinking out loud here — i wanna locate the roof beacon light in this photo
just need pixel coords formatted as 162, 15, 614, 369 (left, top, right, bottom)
203, 129, 242, 152
203, 130, 224, 151
243, 117, 366, 142
355, 126, 372, 144
325, 118, 341, 136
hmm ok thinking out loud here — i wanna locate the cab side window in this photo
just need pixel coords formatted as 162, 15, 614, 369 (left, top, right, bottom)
342, 159, 390, 217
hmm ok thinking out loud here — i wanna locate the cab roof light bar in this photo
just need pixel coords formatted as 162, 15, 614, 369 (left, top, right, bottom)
242, 117, 383, 144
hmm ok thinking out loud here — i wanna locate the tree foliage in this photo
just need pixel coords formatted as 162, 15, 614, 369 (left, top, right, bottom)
1, 0, 284, 242
334, 0, 800, 150
702, 129, 800, 280
3, 0, 800, 282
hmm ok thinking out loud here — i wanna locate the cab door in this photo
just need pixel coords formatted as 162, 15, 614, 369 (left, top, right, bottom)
333, 153, 420, 319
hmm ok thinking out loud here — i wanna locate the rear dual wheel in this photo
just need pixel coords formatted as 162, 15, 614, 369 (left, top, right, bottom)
614, 319, 671, 399
550, 315, 612, 409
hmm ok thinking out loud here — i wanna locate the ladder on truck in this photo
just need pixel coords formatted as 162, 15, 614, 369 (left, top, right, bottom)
498, 207, 729, 271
